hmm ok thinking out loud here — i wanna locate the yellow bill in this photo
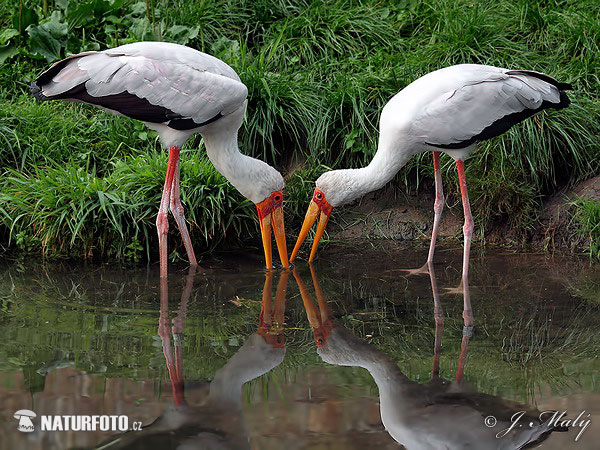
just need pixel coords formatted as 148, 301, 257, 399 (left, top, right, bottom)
290, 188, 333, 263
257, 190, 289, 270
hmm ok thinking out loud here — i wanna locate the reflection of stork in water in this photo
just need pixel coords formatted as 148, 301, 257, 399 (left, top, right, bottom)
97, 268, 288, 449
294, 264, 567, 449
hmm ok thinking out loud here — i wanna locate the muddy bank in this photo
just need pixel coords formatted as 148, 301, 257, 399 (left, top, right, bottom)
325, 175, 599, 255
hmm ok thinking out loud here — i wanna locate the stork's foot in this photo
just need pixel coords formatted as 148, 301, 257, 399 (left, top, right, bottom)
443, 280, 476, 296
401, 263, 431, 277
443, 282, 464, 296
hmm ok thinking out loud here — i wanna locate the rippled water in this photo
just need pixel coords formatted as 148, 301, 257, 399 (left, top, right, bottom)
1, 244, 598, 449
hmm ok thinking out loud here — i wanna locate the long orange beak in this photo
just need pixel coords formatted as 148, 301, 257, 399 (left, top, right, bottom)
257, 191, 289, 270
290, 190, 332, 263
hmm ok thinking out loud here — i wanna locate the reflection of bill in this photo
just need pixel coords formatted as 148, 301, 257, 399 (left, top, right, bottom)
96, 267, 288, 449
295, 263, 570, 449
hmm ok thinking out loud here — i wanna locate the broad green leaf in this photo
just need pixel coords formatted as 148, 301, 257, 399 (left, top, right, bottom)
129, 2, 147, 17
90, 0, 117, 16
27, 25, 62, 62
42, 11, 69, 39
0, 44, 19, 65
12, 6, 39, 33
66, 34, 82, 55
128, 17, 155, 41
66, 3, 95, 29
0, 28, 19, 45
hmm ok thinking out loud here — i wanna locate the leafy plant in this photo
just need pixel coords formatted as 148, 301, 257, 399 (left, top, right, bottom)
572, 198, 600, 259
0, 0, 598, 260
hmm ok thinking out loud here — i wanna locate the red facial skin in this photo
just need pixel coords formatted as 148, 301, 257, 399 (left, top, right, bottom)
313, 320, 335, 347
313, 188, 333, 216
256, 190, 284, 220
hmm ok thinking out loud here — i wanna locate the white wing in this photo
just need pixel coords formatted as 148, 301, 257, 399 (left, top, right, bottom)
35, 42, 248, 128
409, 65, 569, 149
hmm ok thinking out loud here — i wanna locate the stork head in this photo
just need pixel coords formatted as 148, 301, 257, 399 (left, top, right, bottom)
290, 169, 364, 263
255, 189, 289, 270
290, 170, 347, 262
226, 157, 288, 270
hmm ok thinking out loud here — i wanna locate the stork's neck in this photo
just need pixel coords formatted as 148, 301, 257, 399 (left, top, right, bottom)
360, 138, 413, 190
202, 128, 283, 204
319, 135, 417, 207
203, 129, 254, 200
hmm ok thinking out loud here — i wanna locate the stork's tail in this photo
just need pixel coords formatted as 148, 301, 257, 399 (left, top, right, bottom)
30, 81, 49, 102
506, 69, 572, 109
557, 90, 571, 110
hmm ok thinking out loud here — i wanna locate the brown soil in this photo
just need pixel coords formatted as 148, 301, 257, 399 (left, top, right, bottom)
327, 175, 599, 254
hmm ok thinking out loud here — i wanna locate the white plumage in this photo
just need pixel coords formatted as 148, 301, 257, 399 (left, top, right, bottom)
291, 64, 571, 282
396, 64, 564, 150
32, 41, 289, 276
35, 42, 247, 144
317, 64, 570, 208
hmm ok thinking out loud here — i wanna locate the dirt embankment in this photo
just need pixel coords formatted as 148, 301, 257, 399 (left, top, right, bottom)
327, 176, 599, 254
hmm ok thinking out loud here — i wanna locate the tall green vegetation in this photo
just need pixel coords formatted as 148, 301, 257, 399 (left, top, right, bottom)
0, 0, 598, 261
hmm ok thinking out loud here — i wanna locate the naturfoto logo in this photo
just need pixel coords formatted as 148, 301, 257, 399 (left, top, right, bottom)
13, 410, 143, 433
14, 410, 36, 433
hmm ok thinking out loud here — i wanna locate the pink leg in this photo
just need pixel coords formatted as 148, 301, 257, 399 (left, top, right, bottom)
402, 152, 444, 276
169, 160, 198, 267
428, 152, 445, 263
157, 147, 180, 278
456, 160, 473, 283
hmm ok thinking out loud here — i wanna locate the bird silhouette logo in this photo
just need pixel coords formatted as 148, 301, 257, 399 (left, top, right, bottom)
13, 410, 36, 432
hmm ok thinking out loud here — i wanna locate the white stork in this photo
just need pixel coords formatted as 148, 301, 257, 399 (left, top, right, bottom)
31, 41, 289, 277
290, 64, 571, 282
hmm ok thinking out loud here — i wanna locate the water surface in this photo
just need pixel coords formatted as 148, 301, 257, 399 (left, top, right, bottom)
1, 245, 598, 449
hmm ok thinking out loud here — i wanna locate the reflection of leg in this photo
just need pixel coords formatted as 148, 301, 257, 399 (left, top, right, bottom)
158, 275, 189, 406
171, 267, 195, 406
172, 266, 196, 335
456, 276, 473, 382
157, 147, 180, 278
172, 343, 185, 405
158, 278, 178, 400
429, 262, 444, 378
169, 159, 198, 267
259, 272, 274, 331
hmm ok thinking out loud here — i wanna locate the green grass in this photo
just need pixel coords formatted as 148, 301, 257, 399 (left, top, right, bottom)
0, 0, 598, 260
0, 147, 256, 260
572, 199, 600, 259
